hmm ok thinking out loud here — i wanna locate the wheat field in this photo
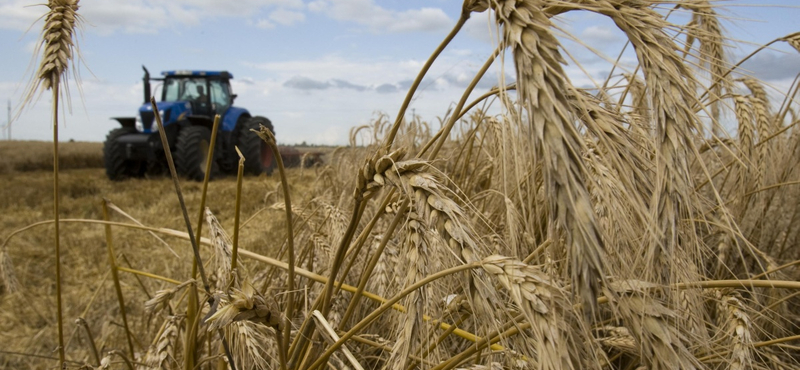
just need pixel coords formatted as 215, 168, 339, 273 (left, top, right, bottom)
1, 0, 799, 369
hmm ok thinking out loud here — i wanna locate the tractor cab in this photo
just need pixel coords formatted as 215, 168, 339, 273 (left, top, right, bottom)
161, 70, 233, 117
134, 69, 238, 134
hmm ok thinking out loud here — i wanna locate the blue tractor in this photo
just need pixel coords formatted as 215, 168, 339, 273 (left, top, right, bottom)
103, 67, 275, 181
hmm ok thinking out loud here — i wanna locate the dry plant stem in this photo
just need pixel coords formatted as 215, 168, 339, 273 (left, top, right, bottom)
194, 114, 221, 263
385, 13, 468, 149
288, 200, 367, 370
51, 79, 65, 368
292, 194, 369, 370
0, 350, 82, 365
151, 97, 217, 370
459, 84, 514, 122
324, 197, 368, 312
121, 254, 152, 299
195, 115, 221, 253
150, 97, 211, 296
428, 48, 499, 159
187, 115, 219, 370
694, 38, 782, 111
337, 189, 396, 291
232, 147, 245, 271
102, 199, 136, 359
108, 349, 135, 370
432, 322, 529, 370
339, 198, 409, 328
311, 310, 365, 370
151, 98, 210, 293
18, 217, 800, 293
76, 318, 100, 366
697, 334, 800, 362
241, 249, 504, 352
346, 335, 435, 366
304, 262, 478, 370
696, 118, 800, 191
409, 313, 470, 370
116, 266, 181, 285
263, 128, 295, 364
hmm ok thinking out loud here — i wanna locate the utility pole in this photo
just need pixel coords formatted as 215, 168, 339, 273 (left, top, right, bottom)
6, 99, 11, 141
6, 99, 10, 140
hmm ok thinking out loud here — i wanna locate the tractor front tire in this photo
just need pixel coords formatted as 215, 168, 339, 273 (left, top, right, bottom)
104, 127, 143, 181
175, 125, 218, 181
238, 116, 276, 176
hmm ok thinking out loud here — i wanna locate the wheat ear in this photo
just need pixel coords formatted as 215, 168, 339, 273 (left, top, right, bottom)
481, 255, 573, 370
733, 95, 755, 207
358, 149, 483, 367
739, 78, 773, 189
681, 1, 731, 137
141, 315, 182, 370
615, 293, 699, 370
490, 0, 607, 312
715, 291, 754, 370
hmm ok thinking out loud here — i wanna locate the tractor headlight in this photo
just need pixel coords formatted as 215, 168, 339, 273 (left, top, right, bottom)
135, 115, 143, 132
157, 110, 166, 130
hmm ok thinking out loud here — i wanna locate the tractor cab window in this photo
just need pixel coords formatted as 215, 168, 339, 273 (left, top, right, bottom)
162, 77, 208, 103
209, 79, 231, 114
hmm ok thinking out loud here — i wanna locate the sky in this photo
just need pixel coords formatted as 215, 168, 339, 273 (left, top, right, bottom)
0, 0, 798, 145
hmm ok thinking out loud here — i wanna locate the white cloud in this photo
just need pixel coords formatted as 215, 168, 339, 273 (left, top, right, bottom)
309, 0, 452, 33
463, 9, 500, 44
1, 0, 451, 36
269, 9, 305, 26
0, 0, 307, 34
255, 19, 276, 29
0, 1, 44, 31
580, 25, 623, 45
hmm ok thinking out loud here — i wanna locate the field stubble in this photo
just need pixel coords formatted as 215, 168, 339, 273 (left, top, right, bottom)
0, 144, 317, 367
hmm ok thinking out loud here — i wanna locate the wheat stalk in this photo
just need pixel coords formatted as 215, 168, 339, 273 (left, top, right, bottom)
20, 1, 82, 367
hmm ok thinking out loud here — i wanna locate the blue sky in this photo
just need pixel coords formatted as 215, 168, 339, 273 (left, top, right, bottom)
1, 0, 798, 145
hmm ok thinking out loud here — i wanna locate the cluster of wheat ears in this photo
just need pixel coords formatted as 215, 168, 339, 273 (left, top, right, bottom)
2, 0, 800, 369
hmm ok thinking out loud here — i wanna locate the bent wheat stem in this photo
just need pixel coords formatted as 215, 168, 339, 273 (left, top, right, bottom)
102, 199, 135, 359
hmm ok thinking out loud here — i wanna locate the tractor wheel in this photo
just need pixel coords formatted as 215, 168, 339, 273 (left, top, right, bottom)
103, 127, 144, 181
237, 116, 276, 176
175, 125, 219, 181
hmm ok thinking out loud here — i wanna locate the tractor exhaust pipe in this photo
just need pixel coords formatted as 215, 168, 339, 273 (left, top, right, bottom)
142, 65, 151, 104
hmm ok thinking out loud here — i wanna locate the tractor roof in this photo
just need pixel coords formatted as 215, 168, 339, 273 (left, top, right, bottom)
161, 70, 233, 79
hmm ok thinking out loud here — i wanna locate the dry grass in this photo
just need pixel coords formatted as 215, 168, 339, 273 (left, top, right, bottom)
0, 141, 104, 174
2, 1, 800, 370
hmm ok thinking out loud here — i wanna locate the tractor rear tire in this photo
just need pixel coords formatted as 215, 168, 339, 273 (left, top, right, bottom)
175, 125, 218, 181
238, 116, 276, 176
104, 127, 144, 181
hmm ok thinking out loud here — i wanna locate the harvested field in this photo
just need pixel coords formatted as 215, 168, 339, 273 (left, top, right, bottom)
1, 1, 800, 370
